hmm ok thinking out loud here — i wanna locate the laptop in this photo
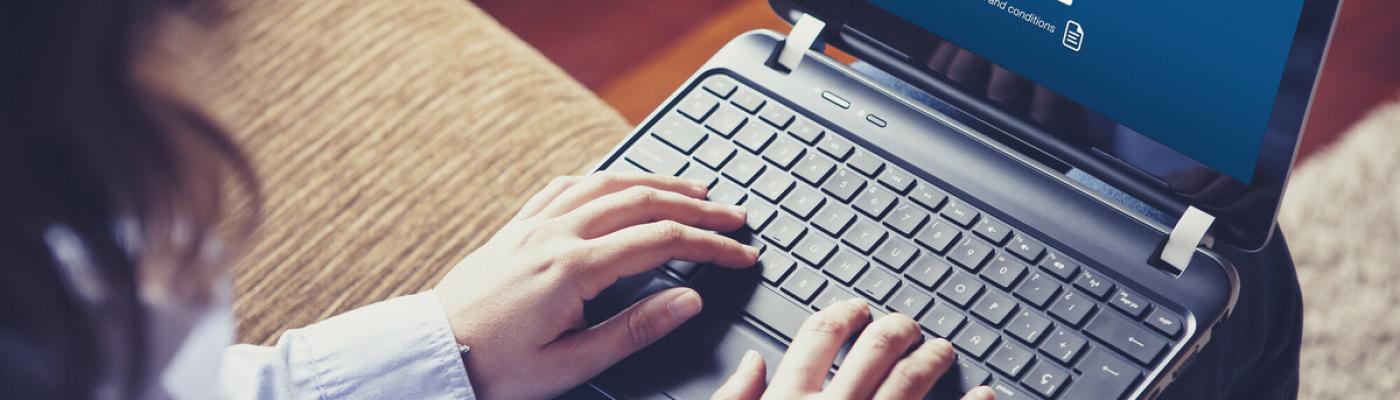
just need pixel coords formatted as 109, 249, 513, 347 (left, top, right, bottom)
582, 0, 1340, 398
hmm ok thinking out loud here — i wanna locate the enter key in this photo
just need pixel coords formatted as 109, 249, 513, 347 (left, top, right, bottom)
1085, 312, 1169, 365
1062, 347, 1143, 400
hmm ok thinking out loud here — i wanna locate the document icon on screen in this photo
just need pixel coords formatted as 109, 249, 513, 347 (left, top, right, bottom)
1063, 21, 1084, 52
1058, 0, 1073, 5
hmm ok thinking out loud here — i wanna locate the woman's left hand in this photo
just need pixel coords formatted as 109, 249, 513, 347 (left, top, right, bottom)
433, 172, 759, 399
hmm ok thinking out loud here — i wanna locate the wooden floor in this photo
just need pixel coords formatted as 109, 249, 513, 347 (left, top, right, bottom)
476, 0, 1400, 163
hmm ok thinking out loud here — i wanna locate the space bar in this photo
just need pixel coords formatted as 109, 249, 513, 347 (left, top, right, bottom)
716, 286, 812, 341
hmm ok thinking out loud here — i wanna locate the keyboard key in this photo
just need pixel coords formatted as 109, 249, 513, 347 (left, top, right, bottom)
822, 249, 868, 285
876, 167, 916, 194
701, 75, 737, 98
940, 199, 981, 227
1014, 272, 1061, 309
988, 343, 1036, 378
650, 113, 708, 153
1085, 312, 1168, 365
739, 289, 806, 338
756, 251, 796, 284
707, 179, 748, 206
732, 122, 776, 153
694, 137, 737, 170
677, 91, 719, 121
787, 118, 825, 144
1039, 251, 1082, 281
949, 238, 995, 271
886, 286, 933, 318
1048, 290, 1097, 327
780, 268, 828, 303
762, 136, 806, 169
816, 133, 854, 160
972, 291, 1018, 326
1020, 362, 1069, 398
751, 171, 795, 203
624, 135, 688, 176
918, 303, 966, 338
812, 286, 861, 311
745, 202, 778, 232
942, 359, 993, 394
813, 204, 856, 236
1109, 289, 1150, 319
973, 217, 1012, 245
793, 152, 836, 185
759, 102, 795, 129
729, 87, 766, 113
1061, 348, 1142, 400
679, 165, 718, 189
665, 259, 704, 279
1007, 233, 1046, 263
762, 214, 806, 250
873, 238, 919, 272
704, 106, 748, 137
847, 149, 885, 177
952, 321, 1000, 358
1073, 270, 1115, 300
1146, 308, 1183, 338
905, 256, 953, 289
914, 221, 961, 254
610, 159, 647, 173
793, 235, 837, 266
936, 272, 985, 308
841, 220, 888, 254
780, 186, 825, 220
882, 204, 930, 237
909, 183, 949, 211
1039, 328, 1089, 365
982, 255, 1029, 289
722, 153, 766, 186
1007, 311, 1054, 345
854, 268, 901, 303
854, 185, 898, 219
820, 168, 866, 202
990, 380, 1037, 400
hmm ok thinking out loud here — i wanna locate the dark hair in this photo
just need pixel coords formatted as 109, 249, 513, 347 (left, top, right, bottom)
1, 1, 256, 398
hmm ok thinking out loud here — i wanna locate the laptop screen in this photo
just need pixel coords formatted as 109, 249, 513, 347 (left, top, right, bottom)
867, 0, 1307, 184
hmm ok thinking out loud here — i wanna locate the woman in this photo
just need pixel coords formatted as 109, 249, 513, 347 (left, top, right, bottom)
0, 1, 994, 399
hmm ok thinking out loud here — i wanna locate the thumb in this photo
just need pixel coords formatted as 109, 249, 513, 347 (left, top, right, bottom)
544, 287, 704, 384
712, 350, 767, 400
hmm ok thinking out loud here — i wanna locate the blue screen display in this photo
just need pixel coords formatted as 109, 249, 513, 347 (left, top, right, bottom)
871, 0, 1306, 183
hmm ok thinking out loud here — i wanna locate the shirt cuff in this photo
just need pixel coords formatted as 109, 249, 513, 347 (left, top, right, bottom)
292, 291, 477, 399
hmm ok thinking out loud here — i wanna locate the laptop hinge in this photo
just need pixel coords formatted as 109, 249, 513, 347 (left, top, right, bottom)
769, 13, 827, 73
1158, 206, 1216, 273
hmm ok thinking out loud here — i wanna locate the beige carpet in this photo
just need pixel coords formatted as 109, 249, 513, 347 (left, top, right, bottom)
199, 0, 1399, 398
1280, 101, 1400, 400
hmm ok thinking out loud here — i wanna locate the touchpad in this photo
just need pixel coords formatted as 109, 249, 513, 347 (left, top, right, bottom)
591, 293, 788, 399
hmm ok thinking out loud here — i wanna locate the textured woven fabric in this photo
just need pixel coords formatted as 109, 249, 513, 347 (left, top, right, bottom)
198, 0, 630, 345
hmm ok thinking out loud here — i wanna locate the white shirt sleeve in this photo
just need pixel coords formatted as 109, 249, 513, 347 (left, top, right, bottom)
219, 291, 477, 400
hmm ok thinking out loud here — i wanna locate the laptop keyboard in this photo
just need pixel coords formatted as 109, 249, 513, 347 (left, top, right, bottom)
604, 74, 1185, 400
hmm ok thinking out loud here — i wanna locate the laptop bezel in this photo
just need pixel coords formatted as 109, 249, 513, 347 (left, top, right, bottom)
769, 0, 1342, 252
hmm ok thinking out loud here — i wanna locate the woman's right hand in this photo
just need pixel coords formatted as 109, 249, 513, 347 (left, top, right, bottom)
712, 298, 995, 400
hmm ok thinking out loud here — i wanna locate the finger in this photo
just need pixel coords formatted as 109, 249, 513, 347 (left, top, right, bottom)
535, 172, 708, 219
871, 338, 957, 400
512, 175, 581, 221
767, 298, 869, 394
825, 314, 922, 399
542, 287, 704, 386
962, 386, 996, 400
576, 221, 758, 291
711, 350, 767, 400
567, 186, 746, 239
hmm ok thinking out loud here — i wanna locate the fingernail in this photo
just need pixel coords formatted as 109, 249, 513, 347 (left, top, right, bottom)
972, 386, 995, 400
668, 290, 703, 321
843, 297, 868, 310
729, 204, 747, 215
741, 350, 761, 367
746, 245, 761, 258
